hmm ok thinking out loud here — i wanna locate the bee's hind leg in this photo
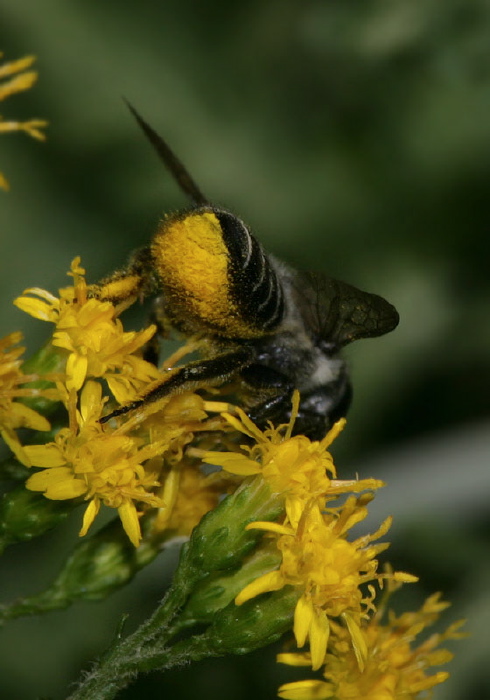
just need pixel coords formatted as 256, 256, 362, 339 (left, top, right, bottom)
100, 346, 255, 424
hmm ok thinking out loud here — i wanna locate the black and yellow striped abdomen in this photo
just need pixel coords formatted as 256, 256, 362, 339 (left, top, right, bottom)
151, 207, 284, 338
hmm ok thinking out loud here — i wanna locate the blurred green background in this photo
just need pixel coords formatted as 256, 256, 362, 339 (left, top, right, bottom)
1, 1, 489, 698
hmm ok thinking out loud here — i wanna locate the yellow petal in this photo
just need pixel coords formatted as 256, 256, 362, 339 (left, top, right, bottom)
46, 477, 87, 500
80, 498, 100, 536
284, 390, 300, 440
222, 411, 264, 441
20, 287, 58, 303
342, 612, 368, 672
0, 426, 31, 466
309, 609, 329, 671
276, 652, 313, 668
66, 352, 88, 390
52, 330, 75, 351
278, 680, 334, 700
245, 520, 293, 536
235, 570, 284, 605
411, 671, 450, 692
393, 571, 419, 583
105, 375, 133, 405
118, 500, 142, 547
203, 451, 260, 475
319, 417, 346, 450
79, 380, 103, 422
285, 498, 305, 530
13, 289, 58, 320
10, 402, 51, 431
0, 54, 36, 79
26, 467, 87, 499
23, 443, 66, 467
294, 596, 314, 648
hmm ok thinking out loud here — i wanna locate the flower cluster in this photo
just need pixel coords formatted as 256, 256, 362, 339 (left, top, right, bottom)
277, 588, 466, 699
6, 258, 233, 546
206, 407, 418, 675
1, 256, 463, 698
0, 52, 47, 190
0, 331, 57, 466
23, 380, 168, 547
14, 257, 162, 400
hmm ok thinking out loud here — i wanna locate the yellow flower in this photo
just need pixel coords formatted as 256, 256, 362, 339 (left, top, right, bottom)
277, 592, 466, 700
150, 459, 235, 539
0, 331, 55, 465
236, 497, 416, 672
137, 394, 239, 539
23, 380, 167, 547
14, 258, 161, 399
0, 52, 47, 190
204, 396, 403, 670
205, 394, 372, 512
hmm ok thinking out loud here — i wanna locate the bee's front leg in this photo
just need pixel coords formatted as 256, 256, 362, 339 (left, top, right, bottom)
89, 246, 157, 305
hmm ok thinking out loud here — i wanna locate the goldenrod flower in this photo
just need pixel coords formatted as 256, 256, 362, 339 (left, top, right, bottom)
277, 592, 466, 699
129, 394, 238, 539
0, 331, 55, 465
23, 380, 166, 547
0, 52, 47, 190
205, 395, 373, 513
236, 496, 416, 671
151, 459, 233, 538
204, 396, 403, 670
14, 258, 161, 399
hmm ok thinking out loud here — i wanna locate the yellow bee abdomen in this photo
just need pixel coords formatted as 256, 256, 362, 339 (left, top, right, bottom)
152, 211, 260, 337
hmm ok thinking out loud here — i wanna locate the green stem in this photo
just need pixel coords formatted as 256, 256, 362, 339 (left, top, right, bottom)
66, 561, 198, 700
67, 629, 215, 700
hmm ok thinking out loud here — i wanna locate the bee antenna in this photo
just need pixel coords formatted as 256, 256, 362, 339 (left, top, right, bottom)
123, 98, 209, 207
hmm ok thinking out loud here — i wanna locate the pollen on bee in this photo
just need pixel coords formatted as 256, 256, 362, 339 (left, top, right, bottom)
97, 275, 143, 303
151, 211, 235, 328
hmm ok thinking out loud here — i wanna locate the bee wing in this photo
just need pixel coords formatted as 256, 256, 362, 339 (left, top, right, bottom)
295, 271, 399, 348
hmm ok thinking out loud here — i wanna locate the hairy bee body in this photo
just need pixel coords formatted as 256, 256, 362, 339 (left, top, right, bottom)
96, 105, 399, 439
151, 208, 284, 339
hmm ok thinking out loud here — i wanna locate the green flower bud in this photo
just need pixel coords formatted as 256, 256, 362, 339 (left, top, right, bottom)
178, 476, 283, 586
181, 544, 282, 624
0, 455, 29, 483
0, 514, 168, 621
0, 485, 74, 551
195, 586, 300, 656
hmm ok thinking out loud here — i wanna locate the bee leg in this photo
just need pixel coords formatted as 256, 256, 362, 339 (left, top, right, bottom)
100, 346, 255, 423
240, 364, 294, 427
90, 246, 157, 305
291, 380, 353, 440
242, 366, 353, 440
247, 392, 295, 427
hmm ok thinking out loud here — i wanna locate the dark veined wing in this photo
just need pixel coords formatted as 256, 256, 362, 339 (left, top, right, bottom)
293, 271, 399, 348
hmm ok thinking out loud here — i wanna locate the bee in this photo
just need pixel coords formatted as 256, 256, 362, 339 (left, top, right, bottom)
96, 103, 399, 440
